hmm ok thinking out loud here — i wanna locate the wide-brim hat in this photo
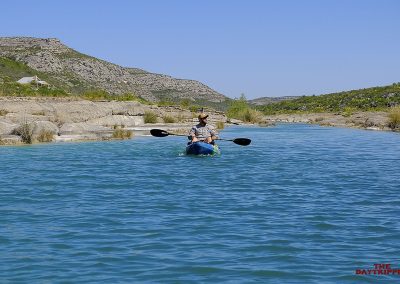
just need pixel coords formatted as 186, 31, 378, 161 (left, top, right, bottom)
198, 113, 209, 119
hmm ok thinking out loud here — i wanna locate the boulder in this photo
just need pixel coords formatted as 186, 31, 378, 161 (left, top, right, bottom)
87, 115, 144, 127
59, 122, 111, 135
0, 119, 19, 135
0, 135, 22, 145
32, 121, 59, 136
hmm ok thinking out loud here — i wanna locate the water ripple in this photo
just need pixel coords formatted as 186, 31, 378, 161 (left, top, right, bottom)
1, 125, 400, 283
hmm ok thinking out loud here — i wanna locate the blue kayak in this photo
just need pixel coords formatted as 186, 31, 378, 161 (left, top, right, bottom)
186, 142, 220, 155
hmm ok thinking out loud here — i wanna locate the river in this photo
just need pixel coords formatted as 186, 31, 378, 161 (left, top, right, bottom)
1, 124, 399, 283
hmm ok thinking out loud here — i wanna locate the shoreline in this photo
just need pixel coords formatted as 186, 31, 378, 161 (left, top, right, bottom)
0, 97, 396, 146
264, 111, 392, 132
0, 97, 227, 146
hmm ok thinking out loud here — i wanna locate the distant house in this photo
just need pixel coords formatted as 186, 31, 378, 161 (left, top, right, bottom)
17, 75, 49, 86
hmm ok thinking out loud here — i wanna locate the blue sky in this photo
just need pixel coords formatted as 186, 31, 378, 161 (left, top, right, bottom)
1, 0, 399, 99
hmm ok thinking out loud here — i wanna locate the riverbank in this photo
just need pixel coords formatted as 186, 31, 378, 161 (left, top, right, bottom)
0, 97, 396, 146
264, 111, 391, 131
0, 97, 227, 145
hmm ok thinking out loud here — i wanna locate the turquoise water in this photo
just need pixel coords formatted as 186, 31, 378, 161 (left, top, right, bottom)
1, 124, 400, 283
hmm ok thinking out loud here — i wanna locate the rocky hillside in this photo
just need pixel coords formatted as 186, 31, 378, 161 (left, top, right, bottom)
248, 96, 298, 106
0, 37, 228, 106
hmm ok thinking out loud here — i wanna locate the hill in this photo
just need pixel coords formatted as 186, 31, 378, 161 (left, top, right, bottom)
248, 96, 298, 106
257, 84, 400, 115
0, 37, 228, 108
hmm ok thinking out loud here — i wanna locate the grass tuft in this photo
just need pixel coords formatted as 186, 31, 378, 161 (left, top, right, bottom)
112, 128, 133, 139
37, 130, 54, 142
388, 107, 400, 130
163, 115, 176, 123
144, 111, 157, 123
216, 121, 225, 130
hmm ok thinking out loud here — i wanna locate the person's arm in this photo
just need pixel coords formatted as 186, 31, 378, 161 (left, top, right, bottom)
189, 127, 199, 142
209, 126, 219, 141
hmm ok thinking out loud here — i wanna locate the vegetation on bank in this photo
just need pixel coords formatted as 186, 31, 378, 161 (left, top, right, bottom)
388, 106, 400, 130
227, 94, 263, 123
1, 56, 228, 115
112, 125, 133, 139
12, 121, 33, 144
258, 83, 400, 115
144, 111, 157, 123
0, 57, 56, 86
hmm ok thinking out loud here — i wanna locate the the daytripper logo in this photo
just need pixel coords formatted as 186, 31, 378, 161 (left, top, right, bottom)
356, 263, 400, 275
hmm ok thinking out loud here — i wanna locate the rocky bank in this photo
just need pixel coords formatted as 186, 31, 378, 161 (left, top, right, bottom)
264, 111, 391, 131
0, 97, 227, 145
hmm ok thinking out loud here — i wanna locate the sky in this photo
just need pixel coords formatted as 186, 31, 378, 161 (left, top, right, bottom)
1, 0, 399, 99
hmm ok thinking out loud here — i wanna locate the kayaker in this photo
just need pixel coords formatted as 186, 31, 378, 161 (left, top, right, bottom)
189, 113, 219, 144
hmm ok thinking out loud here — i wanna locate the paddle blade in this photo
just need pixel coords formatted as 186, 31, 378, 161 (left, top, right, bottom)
150, 129, 169, 137
233, 138, 251, 146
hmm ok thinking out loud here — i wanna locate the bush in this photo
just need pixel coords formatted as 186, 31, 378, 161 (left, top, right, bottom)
180, 99, 191, 109
37, 130, 54, 142
227, 94, 263, 123
112, 128, 133, 139
259, 83, 400, 115
12, 121, 33, 144
216, 121, 224, 130
388, 107, 400, 130
163, 115, 176, 123
341, 107, 356, 117
144, 111, 157, 123
82, 90, 109, 101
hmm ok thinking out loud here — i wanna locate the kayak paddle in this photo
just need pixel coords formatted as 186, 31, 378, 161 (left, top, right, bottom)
150, 129, 251, 146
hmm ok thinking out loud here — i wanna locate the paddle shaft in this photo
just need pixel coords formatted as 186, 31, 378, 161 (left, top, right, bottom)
150, 129, 251, 146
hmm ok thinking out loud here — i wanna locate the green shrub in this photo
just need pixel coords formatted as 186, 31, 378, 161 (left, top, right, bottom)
259, 83, 400, 115
216, 121, 225, 130
144, 111, 157, 123
157, 100, 176, 107
163, 115, 176, 123
341, 107, 356, 117
388, 107, 400, 130
180, 99, 191, 109
82, 90, 109, 101
227, 94, 263, 123
115, 93, 150, 104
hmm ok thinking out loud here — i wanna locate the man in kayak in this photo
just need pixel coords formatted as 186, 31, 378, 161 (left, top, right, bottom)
189, 113, 219, 144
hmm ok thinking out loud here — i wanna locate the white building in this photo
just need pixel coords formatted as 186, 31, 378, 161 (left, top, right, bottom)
17, 75, 49, 86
